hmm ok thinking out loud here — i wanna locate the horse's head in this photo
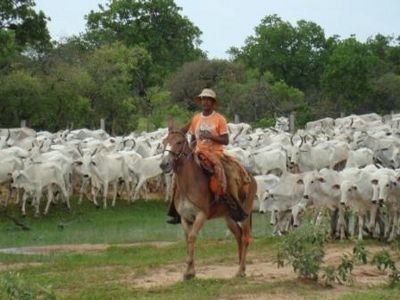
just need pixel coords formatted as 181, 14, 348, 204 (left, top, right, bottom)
160, 126, 190, 174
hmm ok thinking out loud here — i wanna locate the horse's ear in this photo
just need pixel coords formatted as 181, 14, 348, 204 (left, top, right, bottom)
167, 117, 175, 132
180, 120, 191, 135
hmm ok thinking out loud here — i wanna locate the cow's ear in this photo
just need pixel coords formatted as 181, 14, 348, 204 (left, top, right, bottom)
297, 179, 304, 185
318, 177, 325, 183
332, 184, 340, 190
371, 179, 378, 185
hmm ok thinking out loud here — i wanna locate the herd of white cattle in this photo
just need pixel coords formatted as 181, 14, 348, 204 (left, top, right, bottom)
2, 112, 400, 241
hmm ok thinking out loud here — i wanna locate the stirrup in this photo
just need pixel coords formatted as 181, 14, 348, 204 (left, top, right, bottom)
166, 216, 181, 224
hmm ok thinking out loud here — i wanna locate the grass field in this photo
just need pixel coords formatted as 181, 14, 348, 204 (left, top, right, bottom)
0, 199, 400, 299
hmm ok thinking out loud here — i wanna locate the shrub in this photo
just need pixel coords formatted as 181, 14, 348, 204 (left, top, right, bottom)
371, 250, 395, 271
353, 242, 368, 264
371, 250, 400, 287
0, 272, 57, 300
322, 254, 354, 287
277, 222, 328, 281
336, 254, 354, 284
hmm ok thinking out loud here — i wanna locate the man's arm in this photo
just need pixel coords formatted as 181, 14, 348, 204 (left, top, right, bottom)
199, 131, 229, 145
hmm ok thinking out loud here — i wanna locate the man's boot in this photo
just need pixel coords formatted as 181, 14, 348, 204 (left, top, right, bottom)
224, 194, 248, 222
166, 200, 181, 224
167, 215, 181, 224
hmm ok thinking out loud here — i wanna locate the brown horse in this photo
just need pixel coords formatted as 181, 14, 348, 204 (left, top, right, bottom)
160, 125, 257, 280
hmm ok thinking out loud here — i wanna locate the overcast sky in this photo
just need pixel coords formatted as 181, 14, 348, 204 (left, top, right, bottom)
35, 0, 400, 59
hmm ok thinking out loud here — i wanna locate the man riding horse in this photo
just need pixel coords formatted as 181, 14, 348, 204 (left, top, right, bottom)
166, 88, 249, 224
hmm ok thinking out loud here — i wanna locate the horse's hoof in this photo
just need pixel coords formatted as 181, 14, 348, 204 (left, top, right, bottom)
235, 271, 246, 278
183, 273, 195, 280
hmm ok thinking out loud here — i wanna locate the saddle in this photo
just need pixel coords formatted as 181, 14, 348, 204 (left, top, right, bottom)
195, 152, 251, 222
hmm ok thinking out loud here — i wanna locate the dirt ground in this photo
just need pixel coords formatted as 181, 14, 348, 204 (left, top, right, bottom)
0, 242, 394, 299
125, 243, 389, 289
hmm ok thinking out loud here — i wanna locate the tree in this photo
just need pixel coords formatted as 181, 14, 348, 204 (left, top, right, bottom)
371, 73, 400, 112
167, 59, 245, 110
229, 15, 328, 91
39, 62, 94, 131
85, 0, 205, 82
0, 69, 43, 127
84, 43, 152, 134
321, 37, 380, 113
0, 0, 51, 53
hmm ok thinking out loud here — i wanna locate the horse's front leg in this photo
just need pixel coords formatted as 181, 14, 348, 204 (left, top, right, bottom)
181, 212, 207, 280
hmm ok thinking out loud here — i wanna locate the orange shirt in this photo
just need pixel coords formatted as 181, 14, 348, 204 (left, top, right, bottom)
189, 111, 228, 153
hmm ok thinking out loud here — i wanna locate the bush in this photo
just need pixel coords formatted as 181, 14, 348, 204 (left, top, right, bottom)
277, 222, 329, 281
0, 272, 57, 300
322, 254, 354, 287
353, 242, 368, 264
370, 250, 400, 287
371, 250, 395, 271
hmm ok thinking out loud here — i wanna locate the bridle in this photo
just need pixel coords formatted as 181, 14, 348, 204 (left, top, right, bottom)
163, 130, 193, 161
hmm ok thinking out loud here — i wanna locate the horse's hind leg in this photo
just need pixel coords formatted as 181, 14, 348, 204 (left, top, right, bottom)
225, 217, 245, 277
181, 212, 207, 280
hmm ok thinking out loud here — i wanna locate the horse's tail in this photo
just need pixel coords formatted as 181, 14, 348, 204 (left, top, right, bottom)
242, 175, 256, 245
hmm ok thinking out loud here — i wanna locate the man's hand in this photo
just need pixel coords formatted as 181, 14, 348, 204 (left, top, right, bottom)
199, 130, 213, 140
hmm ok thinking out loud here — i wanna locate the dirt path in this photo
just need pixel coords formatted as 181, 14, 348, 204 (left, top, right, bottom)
0, 242, 393, 299
129, 243, 391, 299
0, 241, 175, 255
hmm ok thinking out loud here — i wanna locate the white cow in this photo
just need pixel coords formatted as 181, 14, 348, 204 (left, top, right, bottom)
250, 147, 288, 176
11, 162, 70, 216
370, 168, 399, 241
74, 150, 131, 209
254, 174, 280, 213
339, 166, 380, 240
293, 168, 346, 239
127, 154, 164, 201
261, 172, 306, 234
345, 148, 374, 168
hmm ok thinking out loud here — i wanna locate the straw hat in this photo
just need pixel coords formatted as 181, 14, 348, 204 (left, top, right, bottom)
194, 88, 217, 102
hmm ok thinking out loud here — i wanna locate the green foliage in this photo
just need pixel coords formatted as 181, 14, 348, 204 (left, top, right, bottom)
85, 0, 204, 79
321, 265, 337, 287
336, 254, 354, 284
0, 272, 57, 300
322, 254, 354, 287
231, 14, 328, 91
371, 250, 395, 271
371, 250, 400, 287
167, 59, 245, 111
252, 117, 275, 128
85, 43, 147, 133
353, 242, 368, 264
321, 37, 380, 113
277, 222, 328, 280
0, 0, 51, 55
0, 69, 43, 127
2, 10, 400, 132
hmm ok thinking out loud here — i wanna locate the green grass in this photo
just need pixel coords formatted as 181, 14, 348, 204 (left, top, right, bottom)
0, 198, 273, 248
1, 198, 400, 299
